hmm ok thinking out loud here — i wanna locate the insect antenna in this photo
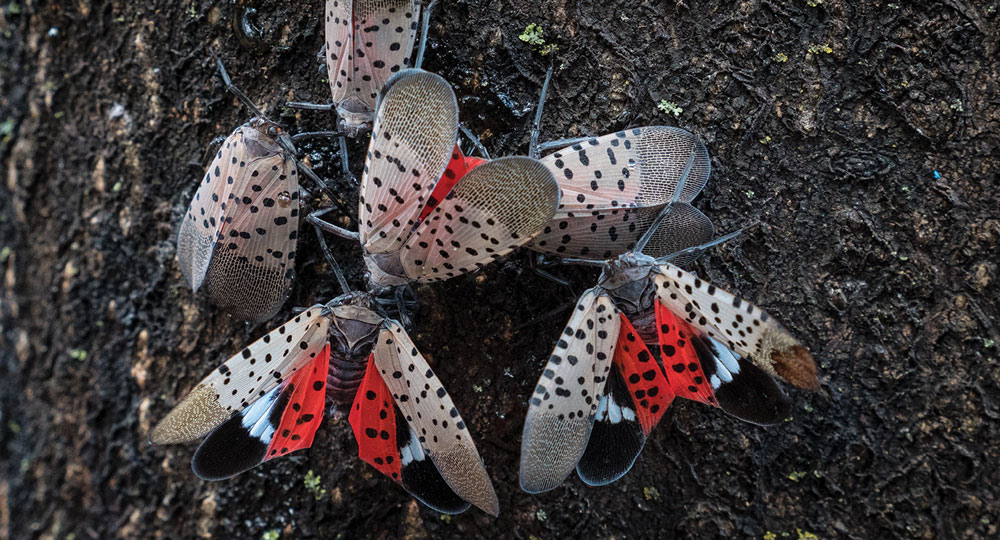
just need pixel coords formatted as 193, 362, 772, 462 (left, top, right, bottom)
214, 56, 266, 120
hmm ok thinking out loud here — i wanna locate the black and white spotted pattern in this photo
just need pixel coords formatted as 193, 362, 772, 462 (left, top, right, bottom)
372, 321, 499, 516
652, 263, 812, 387
176, 119, 299, 322
520, 288, 620, 493
400, 156, 560, 282
531, 126, 711, 259
358, 69, 458, 254
326, 0, 421, 134
148, 306, 331, 445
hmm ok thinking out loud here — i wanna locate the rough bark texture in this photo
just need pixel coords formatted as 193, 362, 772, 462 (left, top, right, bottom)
2, 0, 998, 538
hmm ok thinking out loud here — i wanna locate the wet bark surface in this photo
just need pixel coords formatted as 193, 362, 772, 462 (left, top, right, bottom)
2, 0, 998, 538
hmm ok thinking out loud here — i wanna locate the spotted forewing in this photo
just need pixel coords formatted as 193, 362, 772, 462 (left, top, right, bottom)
358, 69, 560, 287
176, 119, 299, 323
531, 126, 711, 259
520, 288, 620, 493
149, 299, 498, 515
326, 0, 421, 134
358, 69, 459, 255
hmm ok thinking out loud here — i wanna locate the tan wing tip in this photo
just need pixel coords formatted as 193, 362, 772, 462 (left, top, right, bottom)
147, 384, 229, 445
475, 485, 500, 517
771, 345, 820, 390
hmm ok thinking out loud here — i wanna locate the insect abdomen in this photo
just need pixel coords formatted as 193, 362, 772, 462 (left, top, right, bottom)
327, 340, 376, 407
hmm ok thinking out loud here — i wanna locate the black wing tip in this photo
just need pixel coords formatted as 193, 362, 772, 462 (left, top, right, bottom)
575, 420, 646, 487
715, 358, 794, 425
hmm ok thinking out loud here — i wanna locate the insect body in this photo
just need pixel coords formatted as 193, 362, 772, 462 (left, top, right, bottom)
530, 126, 711, 260
177, 118, 300, 323
149, 292, 499, 516
519, 207, 818, 493
325, 0, 422, 136
312, 69, 561, 291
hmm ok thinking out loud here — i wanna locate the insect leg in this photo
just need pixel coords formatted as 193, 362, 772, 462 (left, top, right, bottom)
459, 124, 491, 159
306, 208, 360, 242
527, 254, 575, 294
528, 59, 556, 159
285, 101, 335, 111
310, 219, 352, 294
414, 0, 438, 70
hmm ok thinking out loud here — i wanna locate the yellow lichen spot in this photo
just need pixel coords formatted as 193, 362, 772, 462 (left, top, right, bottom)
519, 23, 545, 46
657, 100, 683, 117
643, 486, 661, 501
797, 530, 819, 540
439, 514, 452, 524
773, 52, 789, 63
787, 471, 807, 482
262, 530, 281, 540
764, 533, 777, 540
304, 470, 327, 500
807, 43, 833, 55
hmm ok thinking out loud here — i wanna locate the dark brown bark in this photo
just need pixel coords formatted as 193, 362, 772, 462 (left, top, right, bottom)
2, 0, 998, 538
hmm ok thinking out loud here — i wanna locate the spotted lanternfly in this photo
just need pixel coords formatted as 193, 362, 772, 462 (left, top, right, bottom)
519, 204, 818, 493
177, 118, 301, 323
348, 68, 559, 289
149, 292, 499, 516
325, 0, 422, 136
529, 126, 711, 260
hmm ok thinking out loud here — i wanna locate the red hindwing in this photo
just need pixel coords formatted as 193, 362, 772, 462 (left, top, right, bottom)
266, 344, 331, 460
655, 301, 718, 406
614, 313, 675, 434
349, 354, 403, 483
418, 144, 487, 222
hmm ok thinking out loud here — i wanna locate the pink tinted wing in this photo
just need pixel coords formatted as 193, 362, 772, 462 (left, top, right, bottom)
265, 344, 331, 460
350, 353, 404, 484
531, 127, 711, 259
202, 150, 299, 323
358, 69, 458, 254
575, 313, 674, 486
541, 126, 710, 212
325, 0, 356, 107
148, 306, 332, 446
355, 0, 421, 97
652, 264, 819, 389
399, 156, 559, 282
188, 345, 330, 480
520, 288, 620, 493
417, 144, 486, 223
371, 322, 499, 515
177, 125, 254, 292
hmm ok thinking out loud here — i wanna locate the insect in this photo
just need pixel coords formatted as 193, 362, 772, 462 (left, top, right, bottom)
148, 291, 500, 516
325, 0, 431, 136
519, 201, 818, 493
529, 126, 710, 260
520, 66, 712, 261
177, 59, 335, 323
309, 68, 561, 292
